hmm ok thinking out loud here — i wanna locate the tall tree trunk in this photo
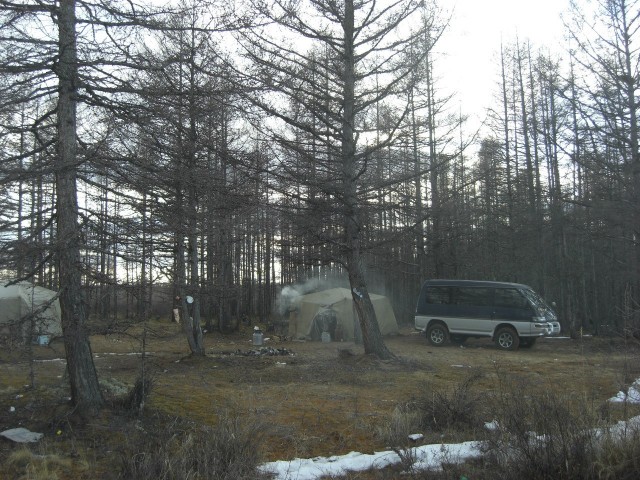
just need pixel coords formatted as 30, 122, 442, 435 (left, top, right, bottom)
139, 192, 149, 321
411, 86, 426, 280
342, 0, 393, 359
425, 50, 443, 278
182, 58, 205, 355
186, 211, 204, 354
17, 110, 25, 279
500, 43, 516, 269
525, 44, 546, 291
56, 0, 103, 413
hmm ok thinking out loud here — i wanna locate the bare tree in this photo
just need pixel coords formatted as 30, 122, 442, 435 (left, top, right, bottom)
237, 0, 440, 358
0, 0, 185, 410
566, 0, 640, 312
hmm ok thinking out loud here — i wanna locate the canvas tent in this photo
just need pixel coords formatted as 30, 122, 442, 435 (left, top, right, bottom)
0, 283, 62, 344
288, 288, 398, 341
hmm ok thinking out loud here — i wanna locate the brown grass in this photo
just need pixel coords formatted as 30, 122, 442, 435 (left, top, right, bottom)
1, 321, 640, 479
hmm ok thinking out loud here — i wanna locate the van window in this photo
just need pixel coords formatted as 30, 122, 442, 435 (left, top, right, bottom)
494, 288, 530, 309
455, 287, 492, 306
521, 288, 557, 319
426, 286, 452, 304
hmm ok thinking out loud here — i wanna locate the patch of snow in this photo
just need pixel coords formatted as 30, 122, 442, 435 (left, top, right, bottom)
260, 382, 640, 480
1, 428, 44, 443
259, 441, 483, 479
484, 420, 499, 431
610, 381, 640, 404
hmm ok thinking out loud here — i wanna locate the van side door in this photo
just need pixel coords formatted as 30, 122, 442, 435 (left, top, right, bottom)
492, 288, 535, 334
449, 287, 494, 335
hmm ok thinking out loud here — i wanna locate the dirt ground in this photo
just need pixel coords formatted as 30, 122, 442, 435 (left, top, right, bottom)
2, 321, 640, 477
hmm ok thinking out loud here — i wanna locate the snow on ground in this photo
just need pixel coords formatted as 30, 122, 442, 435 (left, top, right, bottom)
610, 380, 640, 404
259, 378, 640, 480
259, 441, 483, 480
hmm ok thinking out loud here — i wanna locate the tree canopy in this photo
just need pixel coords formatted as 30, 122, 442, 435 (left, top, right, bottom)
1, 0, 640, 402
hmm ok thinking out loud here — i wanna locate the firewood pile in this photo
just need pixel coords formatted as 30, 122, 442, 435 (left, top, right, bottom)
228, 347, 295, 356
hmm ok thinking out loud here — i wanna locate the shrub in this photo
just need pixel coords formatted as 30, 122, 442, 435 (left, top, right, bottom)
480, 377, 600, 480
376, 403, 423, 448
593, 422, 640, 480
123, 375, 153, 412
118, 413, 270, 480
376, 372, 486, 478
417, 370, 485, 433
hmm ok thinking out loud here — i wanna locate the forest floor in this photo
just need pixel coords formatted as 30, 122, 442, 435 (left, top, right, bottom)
2, 320, 640, 479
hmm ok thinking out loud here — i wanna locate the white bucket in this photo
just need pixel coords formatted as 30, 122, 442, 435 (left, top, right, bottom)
37, 335, 50, 346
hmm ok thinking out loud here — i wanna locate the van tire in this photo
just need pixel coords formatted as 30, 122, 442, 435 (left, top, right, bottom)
495, 327, 519, 350
426, 323, 449, 346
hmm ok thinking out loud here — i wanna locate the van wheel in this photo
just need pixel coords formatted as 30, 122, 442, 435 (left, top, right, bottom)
426, 323, 449, 346
495, 327, 519, 350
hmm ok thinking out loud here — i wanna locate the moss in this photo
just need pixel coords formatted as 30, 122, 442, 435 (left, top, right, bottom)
0, 329, 638, 477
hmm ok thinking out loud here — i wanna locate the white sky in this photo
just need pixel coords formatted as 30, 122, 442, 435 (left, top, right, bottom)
438, 0, 570, 135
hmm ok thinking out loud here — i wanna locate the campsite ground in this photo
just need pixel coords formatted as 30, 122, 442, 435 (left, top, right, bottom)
1, 321, 640, 478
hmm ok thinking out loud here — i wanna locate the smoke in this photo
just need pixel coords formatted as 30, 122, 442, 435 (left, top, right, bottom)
276, 276, 347, 317
277, 278, 322, 316
275, 268, 390, 318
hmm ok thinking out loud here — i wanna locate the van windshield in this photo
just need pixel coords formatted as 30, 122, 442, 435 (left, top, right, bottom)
521, 288, 557, 320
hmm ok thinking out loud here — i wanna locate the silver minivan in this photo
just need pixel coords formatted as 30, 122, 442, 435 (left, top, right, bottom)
414, 280, 561, 350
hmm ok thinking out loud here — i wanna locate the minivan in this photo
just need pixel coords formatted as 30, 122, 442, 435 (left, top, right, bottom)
414, 280, 561, 350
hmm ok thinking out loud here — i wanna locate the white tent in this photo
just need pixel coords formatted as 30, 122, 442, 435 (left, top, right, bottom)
288, 288, 398, 341
0, 283, 62, 344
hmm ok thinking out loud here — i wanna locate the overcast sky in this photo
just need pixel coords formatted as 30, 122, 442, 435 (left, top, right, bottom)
438, 0, 570, 136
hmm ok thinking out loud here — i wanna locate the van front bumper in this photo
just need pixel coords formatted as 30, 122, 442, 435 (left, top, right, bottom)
544, 321, 561, 336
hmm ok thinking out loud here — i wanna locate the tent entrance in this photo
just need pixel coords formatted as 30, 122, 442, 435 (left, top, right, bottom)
310, 307, 337, 341
288, 287, 398, 342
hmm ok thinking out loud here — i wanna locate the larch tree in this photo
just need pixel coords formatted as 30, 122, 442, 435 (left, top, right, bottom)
238, 0, 437, 359
127, 0, 254, 349
566, 0, 640, 309
56, 0, 104, 411
0, 0, 180, 411
0, 0, 106, 412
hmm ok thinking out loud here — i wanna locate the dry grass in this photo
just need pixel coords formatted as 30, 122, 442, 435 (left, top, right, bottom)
5, 447, 89, 479
1, 321, 640, 479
